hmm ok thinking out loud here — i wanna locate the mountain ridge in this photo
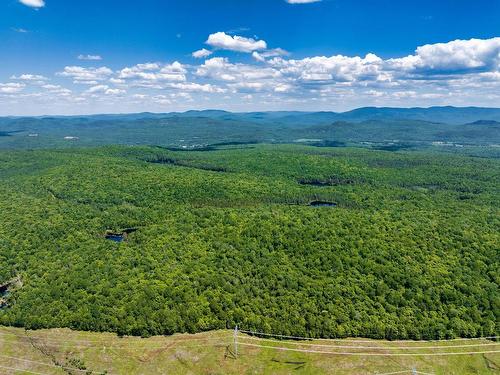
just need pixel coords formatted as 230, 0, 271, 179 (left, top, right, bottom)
2, 106, 500, 125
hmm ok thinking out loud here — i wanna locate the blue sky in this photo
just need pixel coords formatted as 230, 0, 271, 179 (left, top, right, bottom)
1, 0, 499, 115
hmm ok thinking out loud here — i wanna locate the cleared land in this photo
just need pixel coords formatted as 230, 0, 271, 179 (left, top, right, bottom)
0, 326, 498, 374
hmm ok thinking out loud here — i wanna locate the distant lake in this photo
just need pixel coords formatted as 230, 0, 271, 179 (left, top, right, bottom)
310, 201, 337, 207
105, 234, 124, 242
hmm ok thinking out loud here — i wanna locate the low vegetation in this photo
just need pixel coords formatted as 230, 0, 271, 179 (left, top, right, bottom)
0, 326, 498, 374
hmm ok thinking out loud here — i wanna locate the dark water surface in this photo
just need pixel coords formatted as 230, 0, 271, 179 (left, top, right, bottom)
105, 234, 124, 242
310, 201, 337, 207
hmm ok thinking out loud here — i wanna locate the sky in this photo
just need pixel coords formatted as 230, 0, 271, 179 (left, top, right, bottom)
1, 0, 499, 115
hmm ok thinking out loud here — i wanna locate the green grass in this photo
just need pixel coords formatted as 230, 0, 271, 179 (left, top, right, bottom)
0, 326, 498, 374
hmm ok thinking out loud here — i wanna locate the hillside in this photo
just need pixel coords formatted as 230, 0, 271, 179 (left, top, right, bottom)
332, 106, 500, 124
1, 107, 500, 150
0, 326, 498, 374
51, 106, 500, 124
0, 144, 498, 340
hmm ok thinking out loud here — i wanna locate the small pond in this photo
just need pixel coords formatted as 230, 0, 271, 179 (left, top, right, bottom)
104, 228, 138, 242
105, 233, 125, 242
0, 281, 13, 309
0, 291, 9, 309
309, 201, 337, 207
0, 284, 9, 296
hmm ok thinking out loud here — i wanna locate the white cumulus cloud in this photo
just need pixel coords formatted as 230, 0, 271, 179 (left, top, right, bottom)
105, 88, 126, 95
253, 48, 290, 62
206, 32, 267, 53
192, 49, 213, 58
42, 84, 72, 96
269, 53, 386, 83
57, 66, 113, 84
78, 54, 103, 61
10, 74, 48, 82
86, 85, 109, 94
389, 37, 500, 73
168, 82, 226, 93
3, 36, 500, 113
0, 83, 25, 94
118, 62, 186, 84
19, 0, 45, 8
196, 57, 281, 81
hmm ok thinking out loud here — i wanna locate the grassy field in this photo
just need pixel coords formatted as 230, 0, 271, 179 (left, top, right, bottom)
0, 326, 498, 374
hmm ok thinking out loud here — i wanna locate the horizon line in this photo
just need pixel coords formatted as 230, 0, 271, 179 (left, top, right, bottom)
2, 105, 500, 118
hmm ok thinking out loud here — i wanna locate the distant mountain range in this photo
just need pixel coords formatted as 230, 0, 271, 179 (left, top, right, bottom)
1, 106, 499, 149
292, 106, 500, 125
4, 106, 500, 125
185, 106, 500, 125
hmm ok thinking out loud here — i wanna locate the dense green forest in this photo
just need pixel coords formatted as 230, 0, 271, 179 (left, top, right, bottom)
0, 144, 498, 340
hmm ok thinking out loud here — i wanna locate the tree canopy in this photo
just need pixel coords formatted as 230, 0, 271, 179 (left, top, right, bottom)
0, 144, 498, 339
